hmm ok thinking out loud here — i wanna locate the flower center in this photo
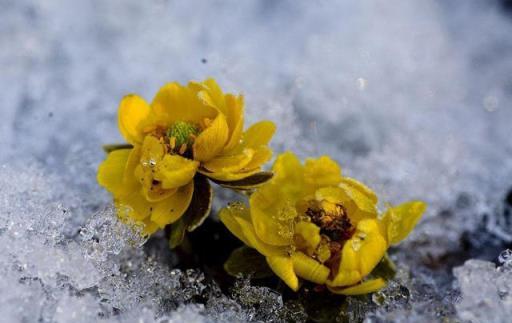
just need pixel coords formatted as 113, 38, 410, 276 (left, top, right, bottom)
305, 201, 354, 242
304, 200, 355, 278
166, 121, 199, 155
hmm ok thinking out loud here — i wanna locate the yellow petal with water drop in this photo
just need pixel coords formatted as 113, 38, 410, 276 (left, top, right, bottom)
142, 219, 160, 236
140, 135, 166, 164
329, 219, 386, 287
250, 198, 297, 246
116, 190, 153, 222
154, 155, 199, 190
247, 152, 305, 246
356, 220, 387, 276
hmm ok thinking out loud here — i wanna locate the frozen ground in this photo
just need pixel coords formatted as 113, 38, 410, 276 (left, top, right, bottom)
1, 0, 512, 322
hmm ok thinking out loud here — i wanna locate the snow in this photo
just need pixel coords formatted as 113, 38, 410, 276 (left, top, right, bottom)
1, 0, 512, 321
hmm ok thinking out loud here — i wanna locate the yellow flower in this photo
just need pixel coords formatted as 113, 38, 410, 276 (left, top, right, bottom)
220, 152, 426, 295
97, 78, 276, 239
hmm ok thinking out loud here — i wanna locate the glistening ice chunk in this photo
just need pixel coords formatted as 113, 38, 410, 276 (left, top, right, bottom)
454, 256, 512, 323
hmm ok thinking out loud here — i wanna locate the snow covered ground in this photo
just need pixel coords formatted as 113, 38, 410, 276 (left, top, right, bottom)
1, 0, 512, 321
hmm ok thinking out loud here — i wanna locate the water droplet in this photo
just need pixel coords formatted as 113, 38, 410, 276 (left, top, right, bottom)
351, 239, 362, 251
357, 77, 368, 90
498, 249, 512, 267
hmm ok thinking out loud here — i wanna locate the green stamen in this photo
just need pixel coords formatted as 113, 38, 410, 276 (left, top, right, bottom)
167, 121, 199, 149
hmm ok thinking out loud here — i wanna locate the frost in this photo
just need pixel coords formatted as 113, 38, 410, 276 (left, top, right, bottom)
454, 256, 512, 323
2, 0, 512, 321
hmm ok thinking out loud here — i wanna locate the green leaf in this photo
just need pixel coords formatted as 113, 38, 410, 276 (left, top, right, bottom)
169, 218, 186, 249
209, 171, 273, 190
224, 246, 274, 279
299, 287, 348, 323
102, 143, 133, 153
370, 253, 397, 281
184, 174, 213, 232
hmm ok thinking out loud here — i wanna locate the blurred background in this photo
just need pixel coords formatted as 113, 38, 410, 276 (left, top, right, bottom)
1, 0, 512, 322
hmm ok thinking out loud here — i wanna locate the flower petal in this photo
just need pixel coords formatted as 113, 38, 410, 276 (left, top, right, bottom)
340, 177, 378, 204
142, 219, 160, 236
202, 148, 254, 173
242, 121, 276, 149
194, 81, 246, 154
249, 152, 304, 246
140, 135, 166, 163
328, 278, 386, 295
337, 183, 377, 217
304, 156, 343, 191
382, 201, 427, 245
151, 82, 216, 125
193, 113, 229, 162
199, 78, 226, 111
199, 146, 273, 182
327, 270, 362, 288
116, 190, 153, 222
271, 152, 305, 196
97, 149, 131, 196
267, 256, 299, 291
357, 222, 387, 276
118, 95, 151, 144
150, 181, 194, 228
315, 184, 378, 223
136, 136, 178, 202
291, 251, 330, 285
250, 199, 297, 246
154, 154, 199, 190
122, 146, 144, 195
329, 219, 387, 287
240, 146, 273, 172
219, 203, 252, 247
234, 215, 286, 257
294, 221, 321, 256
223, 94, 244, 151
